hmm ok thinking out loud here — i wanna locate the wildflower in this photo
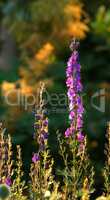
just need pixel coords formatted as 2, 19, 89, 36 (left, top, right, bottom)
65, 38, 84, 139
34, 123, 40, 129
39, 144, 45, 151
65, 127, 75, 138
69, 111, 75, 120
5, 177, 12, 187
66, 77, 73, 88
67, 88, 75, 100
32, 153, 40, 163
77, 117, 83, 129
65, 128, 71, 138
43, 118, 48, 127
34, 114, 41, 120
77, 132, 84, 142
41, 131, 48, 140
33, 111, 49, 147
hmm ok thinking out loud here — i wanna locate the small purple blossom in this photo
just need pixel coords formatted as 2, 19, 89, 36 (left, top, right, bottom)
77, 104, 84, 115
40, 130, 48, 140
43, 133, 48, 140
32, 153, 40, 163
77, 133, 84, 142
5, 177, 12, 187
65, 128, 71, 138
65, 127, 74, 138
43, 119, 48, 126
69, 111, 75, 121
35, 114, 41, 120
34, 123, 40, 129
67, 88, 75, 99
77, 117, 83, 129
66, 77, 73, 88
39, 144, 45, 151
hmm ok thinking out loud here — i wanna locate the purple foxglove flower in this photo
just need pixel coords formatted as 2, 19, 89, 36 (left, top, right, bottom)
76, 96, 81, 105
32, 153, 40, 163
69, 102, 74, 110
65, 39, 84, 140
34, 123, 40, 129
76, 64, 81, 72
67, 57, 73, 66
39, 144, 45, 151
76, 72, 81, 81
35, 114, 41, 120
77, 117, 83, 129
69, 111, 75, 120
41, 131, 48, 140
72, 51, 79, 62
66, 67, 73, 77
43, 133, 48, 140
67, 88, 75, 100
65, 128, 71, 138
76, 81, 83, 92
43, 119, 48, 126
66, 77, 73, 88
5, 177, 12, 187
77, 133, 84, 142
65, 127, 74, 137
77, 105, 84, 115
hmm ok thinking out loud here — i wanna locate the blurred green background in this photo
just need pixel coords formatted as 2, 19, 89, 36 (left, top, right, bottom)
0, 0, 110, 196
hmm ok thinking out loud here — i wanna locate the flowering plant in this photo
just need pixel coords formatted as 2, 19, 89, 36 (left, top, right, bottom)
0, 40, 110, 200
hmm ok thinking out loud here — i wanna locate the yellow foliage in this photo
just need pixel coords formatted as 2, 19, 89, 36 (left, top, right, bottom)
66, 21, 89, 39
64, 3, 83, 20
18, 79, 33, 95
1, 80, 33, 96
35, 42, 54, 63
2, 81, 15, 94
64, 2, 89, 39
1, 81, 17, 103
20, 42, 55, 82
19, 67, 31, 79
